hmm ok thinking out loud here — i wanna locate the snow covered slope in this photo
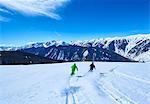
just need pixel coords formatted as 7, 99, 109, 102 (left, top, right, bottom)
72, 34, 150, 62
102, 34, 150, 62
0, 62, 150, 104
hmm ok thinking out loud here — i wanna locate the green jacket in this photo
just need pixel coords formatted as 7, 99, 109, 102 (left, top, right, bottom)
71, 64, 78, 73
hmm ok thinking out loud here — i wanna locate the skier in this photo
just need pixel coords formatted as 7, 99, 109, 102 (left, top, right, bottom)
71, 63, 78, 76
89, 62, 96, 72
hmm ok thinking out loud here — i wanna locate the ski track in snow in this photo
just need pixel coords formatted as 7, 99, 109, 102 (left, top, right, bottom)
96, 80, 137, 104
114, 71, 150, 85
93, 66, 144, 104
65, 76, 92, 104
0, 62, 150, 104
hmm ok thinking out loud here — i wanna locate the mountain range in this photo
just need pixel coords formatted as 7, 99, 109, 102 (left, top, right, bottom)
0, 34, 149, 62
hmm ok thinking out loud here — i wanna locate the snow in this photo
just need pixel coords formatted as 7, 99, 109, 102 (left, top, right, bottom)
100, 34, 150, 61
134, 50, 150, 62
83, 50, 89, 61
0, 62, 150, 104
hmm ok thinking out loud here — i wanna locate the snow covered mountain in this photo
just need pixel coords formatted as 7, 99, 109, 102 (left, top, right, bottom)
0, 34, 149, 61
102, 34, 150, 62
72, 34, 150, 62
20, 45, 131, 62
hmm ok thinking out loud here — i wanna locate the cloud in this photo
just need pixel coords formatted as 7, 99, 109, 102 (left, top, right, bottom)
0, 0, 69, 21
0, 8, 12, 22
0, 15, 9, 22
0, 8, 12, 14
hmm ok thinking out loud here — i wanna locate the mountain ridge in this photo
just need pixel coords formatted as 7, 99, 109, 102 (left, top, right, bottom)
0, 34, 150, 61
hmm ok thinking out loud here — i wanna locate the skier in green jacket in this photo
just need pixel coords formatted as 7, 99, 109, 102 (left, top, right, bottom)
71, 63, 78, 76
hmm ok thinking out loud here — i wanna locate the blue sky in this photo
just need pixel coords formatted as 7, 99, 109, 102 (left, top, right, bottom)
0, 0, 149, 46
